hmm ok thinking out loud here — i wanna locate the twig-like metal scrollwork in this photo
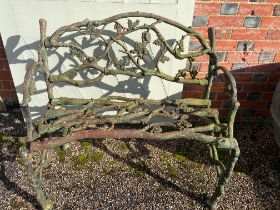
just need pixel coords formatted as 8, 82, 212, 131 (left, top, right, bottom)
20, 12, 240, 210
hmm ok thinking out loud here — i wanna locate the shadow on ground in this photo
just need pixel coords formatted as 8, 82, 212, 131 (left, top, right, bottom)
0, 111, 279, 209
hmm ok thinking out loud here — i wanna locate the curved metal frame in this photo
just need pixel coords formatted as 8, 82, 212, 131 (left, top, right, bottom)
20, 12, 239, 210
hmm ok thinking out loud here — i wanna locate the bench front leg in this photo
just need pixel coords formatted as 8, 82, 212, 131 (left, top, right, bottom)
207, 138, 240, 210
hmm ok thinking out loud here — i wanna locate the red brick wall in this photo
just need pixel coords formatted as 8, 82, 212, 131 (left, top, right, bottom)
183, 0, 280, 118
0, 3, 279, 118
0, 34, 17, 101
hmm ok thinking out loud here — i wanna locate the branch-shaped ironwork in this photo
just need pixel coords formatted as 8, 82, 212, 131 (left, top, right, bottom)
40, 12, 215, 90
20, 13, 240, 210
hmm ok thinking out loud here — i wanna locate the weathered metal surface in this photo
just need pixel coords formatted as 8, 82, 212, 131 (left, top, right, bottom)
20, 12, 240, 210
30, 125, 225, 151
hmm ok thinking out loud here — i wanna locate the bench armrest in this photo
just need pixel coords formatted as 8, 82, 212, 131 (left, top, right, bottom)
21, 58, 41, 142
216, 66, 240, 138
21, 61, 39, 106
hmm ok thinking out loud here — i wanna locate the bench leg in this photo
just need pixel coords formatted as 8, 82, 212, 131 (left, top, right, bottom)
207, 147, 240, 210
22, 147, 53, 210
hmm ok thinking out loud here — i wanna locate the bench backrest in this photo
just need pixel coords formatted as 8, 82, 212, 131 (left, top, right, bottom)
23, 12, 219, 106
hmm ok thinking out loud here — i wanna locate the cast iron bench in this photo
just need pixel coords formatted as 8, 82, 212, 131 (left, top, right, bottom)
20, 12, 240, 210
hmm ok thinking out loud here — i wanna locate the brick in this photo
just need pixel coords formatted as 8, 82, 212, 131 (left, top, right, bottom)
216, 52, 226, 62
218, 91, 246, 102
227, 0, 248, 1
0, 60, 10, 71
195, 54, 209, 62
267, 73, 280, 82
232, 72, 253, 82
188, 41, 203, 51
194, 2, 221, 15
182, 91, 203, 99
243, 83, 277, 91
262, 92, 273, 100
226, 52, 259, 63
231, 29, 266, 40
211, 100, 222, 109
266, 30, 280, 40
247, 91, 261, 100
238, 92, 248, 100
0, 47, 7, 59
220, 3, 238, 15
238, 4, 273, 16
199, 63, 209, 72
273, 5, 280, 16
215, 29, 231, 40
240, 101, 267, 109
256, 109, 271, 118
1, 81, 11, 89
232, 63, 248, 72
254, 41, 280, 51
183, 84, 204, 92
0, 71, 12, 80
0, 90, 17, 98
247, 63, 280, 73
249, 0, 266, 2
262, 17, 280, 28
192, 16, 208, 27
209, 92, 217, 100
242, 109, 256, 117
211, 83, 225, 91
208, 16, 244, 28
259, 52, 275, 62
218, 63, 232, 71
215, 40, 237, 51
190, 72, 207, 79
217, 92, 228, 100
192, 27, 209, 39
244, 16, 262, 28
253, 73, 268, 82
222, 99, 232, 108
219, 108, 231, 118
236, 41, 254, 51
9, 81, 15, 90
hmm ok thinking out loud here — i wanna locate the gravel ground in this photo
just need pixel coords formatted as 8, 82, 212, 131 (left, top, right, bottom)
0, 112, 279, 210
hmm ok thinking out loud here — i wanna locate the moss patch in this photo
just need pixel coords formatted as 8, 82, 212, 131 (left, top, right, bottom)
80, 141, 94, 147
56, 147, 67, 163
168, 167, 178, 178
102, 160, 117, 176
118, 142, 129, 151
128, 161, 146, 176
160, 152, 170, 164
197, 170, 206, 181
17, 158, 25, 167
73, 154, 88, 167
9, 197, 26, 209
174, 153, 187, 163
90, 152, 103, 163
